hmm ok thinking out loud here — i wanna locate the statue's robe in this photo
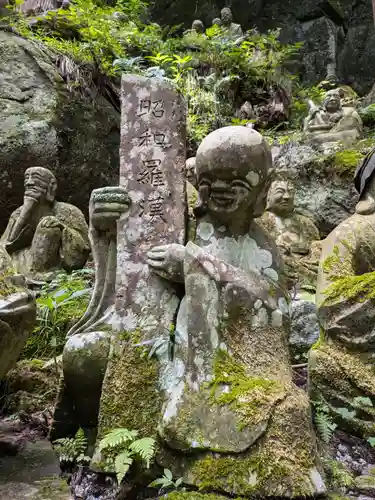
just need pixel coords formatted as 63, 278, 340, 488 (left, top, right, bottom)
304, 106, 362, 145
258, 210, 321, 289
0, 201, 90, 277
155, 218, 324, 497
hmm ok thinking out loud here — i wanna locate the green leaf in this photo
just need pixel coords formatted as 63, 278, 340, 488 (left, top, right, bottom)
115, 450, 133, 484
353, 396, 373, 408
367, 437, 375, 447
336, 407, 356, 420
175, 477, 183, 488
129, 437, 155, 468
164, 468, 173, 481
99, 428, 138, 452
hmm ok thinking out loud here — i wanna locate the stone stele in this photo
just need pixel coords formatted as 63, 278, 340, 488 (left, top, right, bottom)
97, 73, 187, 446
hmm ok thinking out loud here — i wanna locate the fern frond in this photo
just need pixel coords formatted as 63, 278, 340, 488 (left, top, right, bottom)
75, 427, 88, 455
115, 450, 133, 484
99, 428, 139, 452
315, 411, 336, 444
129, 437, 156, 468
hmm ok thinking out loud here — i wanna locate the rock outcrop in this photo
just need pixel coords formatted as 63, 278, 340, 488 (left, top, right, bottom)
0, 30, 120, 234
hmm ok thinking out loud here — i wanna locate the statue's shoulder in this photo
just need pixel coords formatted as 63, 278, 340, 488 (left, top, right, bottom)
53, 201, 86, 221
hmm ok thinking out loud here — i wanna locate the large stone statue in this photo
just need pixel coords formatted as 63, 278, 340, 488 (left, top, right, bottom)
311, 148, 375, 437
0, 167, 90, 280
220, 7, 243, 40
54, 127, 325, 498
304, 89, 362, 146
258, 178, 321, 290
0, 247, 36, 380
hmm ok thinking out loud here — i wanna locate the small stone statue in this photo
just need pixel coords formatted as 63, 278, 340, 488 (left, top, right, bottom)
311, 148, 375, 437
211, 17, 222, 26
0, 247, 36, 380
258, 179, 321, 289
304, 88, 362, 146
145, 127, 324, 497
0, 167, 90, 280
220, 7, 243, 40
183, 19, 206, 37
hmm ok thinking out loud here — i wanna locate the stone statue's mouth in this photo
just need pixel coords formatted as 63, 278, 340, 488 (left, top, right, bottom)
210, 194, 235, 207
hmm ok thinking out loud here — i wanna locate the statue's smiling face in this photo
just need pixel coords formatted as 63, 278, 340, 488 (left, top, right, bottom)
24, 169, 50, 201
198, 168, 254, 219
221, 8, 232, 25
267, 181, 295, 215
324, 92, 341, 113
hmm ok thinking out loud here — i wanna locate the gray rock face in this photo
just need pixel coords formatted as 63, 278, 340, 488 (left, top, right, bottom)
290, 295, 319, 354
274, 143, 358, 236
151, 0, 375, 92
0, 31, 120, 234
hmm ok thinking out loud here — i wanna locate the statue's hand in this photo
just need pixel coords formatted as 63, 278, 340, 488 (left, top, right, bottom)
39, 215, 65, 230
90, 187, 130, 232
146, 244, 185, 282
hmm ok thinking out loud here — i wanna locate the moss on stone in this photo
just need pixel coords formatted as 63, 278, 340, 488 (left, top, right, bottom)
310, 342, 375, 437
98, 331, 162, 440
330, 149, 364, 177
166, 493, 232, 499
209, 349, 283, 430
0, 270, 18, 297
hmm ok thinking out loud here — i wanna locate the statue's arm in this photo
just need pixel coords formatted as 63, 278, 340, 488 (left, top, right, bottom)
60, 207, 91, 270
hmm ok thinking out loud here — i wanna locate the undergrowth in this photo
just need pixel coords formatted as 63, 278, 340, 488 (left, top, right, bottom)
21, 268, 93, 359
4, 0, 313, 151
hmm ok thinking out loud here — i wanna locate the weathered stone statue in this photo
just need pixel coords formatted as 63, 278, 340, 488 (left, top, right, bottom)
183, 19, 205, 36
304, 89, 362, 146
145, 127, 324, 497
52, 186, 129, 439
311, 148, 375, 437
53, 74, 324, 497
258, 179, 321, 290
0, 247, 36, 380
220, 7, 243, 40
0, 167, 90, 280
212, 17, 222, 26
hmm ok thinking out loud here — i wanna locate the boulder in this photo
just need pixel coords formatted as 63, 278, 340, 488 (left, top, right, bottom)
0, 30, 120, 234
273, 141, 372, 236
290, 294, 320, 356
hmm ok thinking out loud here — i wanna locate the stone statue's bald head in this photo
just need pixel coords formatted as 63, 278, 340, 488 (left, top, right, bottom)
192, 19, 205, 33
195, 126, 272, 221
24, 167, 57, 203
221, 7, 233, 24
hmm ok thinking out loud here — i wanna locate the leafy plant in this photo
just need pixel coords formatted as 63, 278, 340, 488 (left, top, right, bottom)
53, 427, 90, 465
21, 269, 92, 360
313, 401, 337, 444
149, 468, 184, 492
98, 428, 156, 484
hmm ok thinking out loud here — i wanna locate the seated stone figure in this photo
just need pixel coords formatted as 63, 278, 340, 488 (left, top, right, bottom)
183, 19, 206, 37
304, 88, 362, 146
220, 7, 243, 40
145, 127, 324, 496
311, 148, 375, 437
53, 128, 324, 497
0, 247, 36, 380
0, 167, 90, 280
258, 178, 321, 290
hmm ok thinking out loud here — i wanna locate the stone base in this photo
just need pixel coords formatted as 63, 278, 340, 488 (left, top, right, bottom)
309, 341, 375, 438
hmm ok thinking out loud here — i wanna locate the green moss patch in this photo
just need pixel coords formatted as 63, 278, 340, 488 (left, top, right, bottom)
98, 331, 162, 440
330, 149, 364, 177
209, 349, 284, 430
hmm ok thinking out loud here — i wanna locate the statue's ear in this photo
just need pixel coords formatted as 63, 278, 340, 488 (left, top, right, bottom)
46, 178, 57, 203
